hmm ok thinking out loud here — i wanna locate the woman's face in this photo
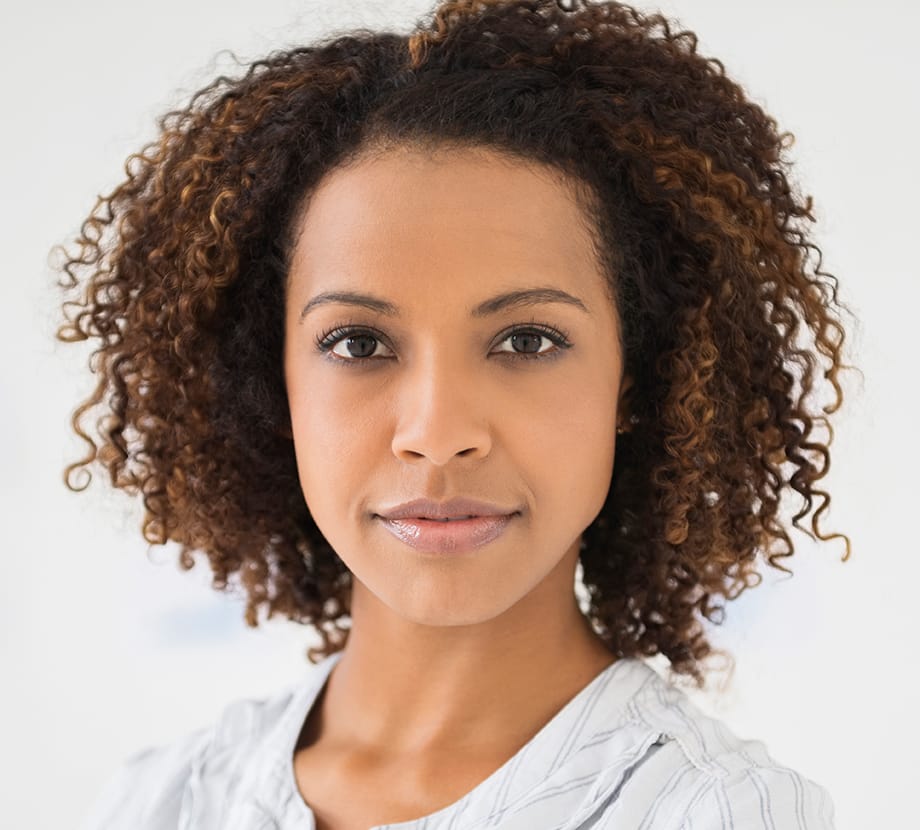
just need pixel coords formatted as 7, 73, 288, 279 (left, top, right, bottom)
283, 145, 628, 627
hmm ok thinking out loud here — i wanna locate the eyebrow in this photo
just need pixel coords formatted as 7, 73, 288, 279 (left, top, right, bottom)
298, 286, 590, 323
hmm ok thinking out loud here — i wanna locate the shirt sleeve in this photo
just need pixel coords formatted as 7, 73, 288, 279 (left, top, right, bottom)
78, 728, 210, 830
681, 765, 837, 830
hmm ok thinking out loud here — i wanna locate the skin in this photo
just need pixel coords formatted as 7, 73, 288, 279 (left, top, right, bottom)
282, 144, 633, 828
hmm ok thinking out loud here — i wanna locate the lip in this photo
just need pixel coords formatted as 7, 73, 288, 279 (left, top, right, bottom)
376, 514, 516, 554
373, 497, 521, 554
375, 497, 519, 521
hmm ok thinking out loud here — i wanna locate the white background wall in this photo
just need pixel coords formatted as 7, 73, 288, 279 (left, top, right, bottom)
2, 1, 916, 827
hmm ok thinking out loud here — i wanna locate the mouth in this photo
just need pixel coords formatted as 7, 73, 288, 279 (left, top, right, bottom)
419, 515, 476, 522
374, 512, 517, 554
375, 497, 521, 522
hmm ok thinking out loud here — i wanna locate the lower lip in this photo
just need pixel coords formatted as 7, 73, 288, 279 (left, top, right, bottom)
376, 514, 516, 554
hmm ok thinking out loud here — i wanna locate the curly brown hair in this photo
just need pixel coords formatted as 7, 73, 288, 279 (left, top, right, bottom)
55, 0, 854, 688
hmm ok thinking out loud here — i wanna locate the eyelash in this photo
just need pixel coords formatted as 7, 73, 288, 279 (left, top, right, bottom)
313, 322, 573, 366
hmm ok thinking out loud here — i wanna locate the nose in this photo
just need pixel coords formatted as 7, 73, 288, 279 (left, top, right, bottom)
390, 354, 492, 466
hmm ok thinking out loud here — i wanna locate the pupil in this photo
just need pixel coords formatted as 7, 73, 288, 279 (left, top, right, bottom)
346, 335, 376, 358
512, 333, 541, 353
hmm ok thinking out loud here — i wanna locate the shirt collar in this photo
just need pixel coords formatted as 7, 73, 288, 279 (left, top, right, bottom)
244, 650, 663, 829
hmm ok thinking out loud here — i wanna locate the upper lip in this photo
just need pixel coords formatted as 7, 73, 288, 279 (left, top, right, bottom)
375, 497, 520, 520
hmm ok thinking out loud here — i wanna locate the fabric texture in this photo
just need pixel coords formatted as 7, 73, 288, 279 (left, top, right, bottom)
79, 651, 836, 829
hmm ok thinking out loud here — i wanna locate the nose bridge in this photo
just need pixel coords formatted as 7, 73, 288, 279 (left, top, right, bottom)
391, 345, 491, 465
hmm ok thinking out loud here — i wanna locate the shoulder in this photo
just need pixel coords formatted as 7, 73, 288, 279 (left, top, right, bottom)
78, 725, 209, 830
78, 683, 304, 830
678, 763, 836, 829
610, 664, 837, 828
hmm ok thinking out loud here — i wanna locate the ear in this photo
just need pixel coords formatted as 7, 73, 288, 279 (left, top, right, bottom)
276, 417, 294, 441
617, 373, 635, 414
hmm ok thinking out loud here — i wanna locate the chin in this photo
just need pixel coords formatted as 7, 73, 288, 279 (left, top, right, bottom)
379, 587, 518, 629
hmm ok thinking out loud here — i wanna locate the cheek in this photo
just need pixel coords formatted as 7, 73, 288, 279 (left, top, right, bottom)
524, 370, 618, 518
286, 368, 371, 513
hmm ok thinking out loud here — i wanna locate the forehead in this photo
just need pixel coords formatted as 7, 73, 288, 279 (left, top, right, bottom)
287, 146, 606, 299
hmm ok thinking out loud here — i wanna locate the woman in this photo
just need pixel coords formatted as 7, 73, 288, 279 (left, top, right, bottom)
58, 1, 853, 827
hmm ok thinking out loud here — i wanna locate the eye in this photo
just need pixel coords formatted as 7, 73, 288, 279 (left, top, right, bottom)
314, 322, 572, 365
315, 326, 394, 362
492, 324, 572, 362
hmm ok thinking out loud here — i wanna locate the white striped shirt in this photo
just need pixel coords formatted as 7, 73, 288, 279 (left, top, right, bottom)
80, 650, 836, 828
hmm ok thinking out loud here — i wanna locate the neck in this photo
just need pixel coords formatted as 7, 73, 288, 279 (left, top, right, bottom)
308, 542, 616, 759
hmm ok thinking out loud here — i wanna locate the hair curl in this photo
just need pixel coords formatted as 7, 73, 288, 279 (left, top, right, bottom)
55, 0, 854, 687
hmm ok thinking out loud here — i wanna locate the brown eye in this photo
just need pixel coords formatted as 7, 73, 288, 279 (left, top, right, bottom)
492, 325, 571, 361
335, 333, 381, 359
508, 332, 544, 354
315, 326, 395, 362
